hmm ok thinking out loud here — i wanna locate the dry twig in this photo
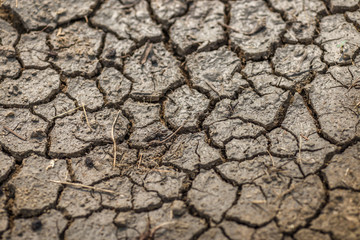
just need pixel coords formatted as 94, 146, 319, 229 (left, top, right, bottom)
54, 106, 81, 118
49, 180, 115, 194
82, 104, 92, 131
3, 125, 27, 141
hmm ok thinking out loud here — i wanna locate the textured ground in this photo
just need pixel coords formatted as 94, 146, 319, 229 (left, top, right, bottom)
0, 0, 359, 239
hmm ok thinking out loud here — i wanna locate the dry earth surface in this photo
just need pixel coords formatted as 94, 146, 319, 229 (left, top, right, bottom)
0, 0, 359, 239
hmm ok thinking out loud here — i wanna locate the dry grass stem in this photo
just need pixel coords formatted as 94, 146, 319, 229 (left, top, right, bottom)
3, 125, 27, 141
300, 133, 309, 141
82, 104, 92, 131
137, 153, 143, 168
149, 120, 188, 145
57, 27, 62, 37
204, 79, 221, 96
140, 41, 153, 65
267, 150, 275, 167
111, 110, 121, 167
54, 106, 81, 118
49, 180, 115, 194
217, 22, 239, 33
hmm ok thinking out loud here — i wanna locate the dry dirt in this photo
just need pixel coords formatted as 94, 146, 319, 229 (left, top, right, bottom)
0, 0, 359, 239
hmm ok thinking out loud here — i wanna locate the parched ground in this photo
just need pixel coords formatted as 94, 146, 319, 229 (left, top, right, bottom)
0, 0, 359, 239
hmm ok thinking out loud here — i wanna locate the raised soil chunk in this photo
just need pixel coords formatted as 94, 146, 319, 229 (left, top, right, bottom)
226, 172, 321, 229
0, 108, 48, 155
269, 0, 326, 43
225, 135, 268, 161
0, 159, 11, 229
346, 9, 360, 27
267, 127, 298, 156
226, 183, 278, 225
198, 228, 227, 240
164, 85, 209, 131
58, 187, 101, 217
142, 167, 188, 200
323, 143, 360, 190
92, 0, 162, 43
315, 14, 360, 65
123, 99, 161, 129
217, 155, 303, 186
17, 31, 50, 68
67, 76, 104, 111
94, 177, 133, 209
219, 220, 255, 240
132, 185, 162, 211
151, 0, 188, 25
100, 33, 136, 68
0, 151, 15, 183
33, 93, 76, 121
0, 46, 21, 79
204, 73, 291, 129
311, 189, 360, 240
205, 117, 266, 148
170, 0, 225, 55
49, 108, 129, 157
272, 93, 337, 175
306, 66, 360, 144
115, 201, 206, 239
123, 99, 172, 148
0, 18, 18, 46
4, 0, 97, 30
188, 169, 237, 223
329, 0, 359, 13
70, 145, 120, 185
149, 202, 207, 239
0, 19, 20, 79
186, 46, 247, 100
294, 229, 331, 240
229, 0, 286, 60
276, 175, 326, 232
124, 42, 184, 101
0, 69, 60, 107
242, 60, 273, 77
8, 155, 67, 217
97, 67, 132, 105
252, 222, 283, 240
49, 22, 103, 77
272, 44, 326, 83
114, 211, 148, 239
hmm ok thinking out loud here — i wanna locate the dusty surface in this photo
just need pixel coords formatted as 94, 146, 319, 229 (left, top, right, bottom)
0, 0, 359, 239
